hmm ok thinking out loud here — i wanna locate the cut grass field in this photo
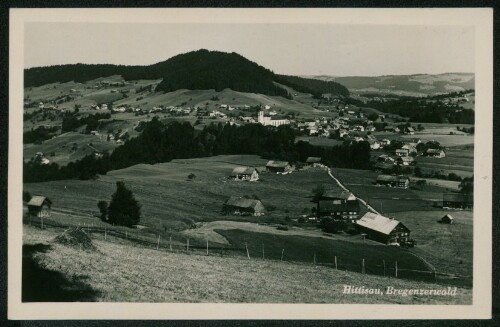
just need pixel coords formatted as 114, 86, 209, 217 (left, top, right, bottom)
22, 225, 471, 303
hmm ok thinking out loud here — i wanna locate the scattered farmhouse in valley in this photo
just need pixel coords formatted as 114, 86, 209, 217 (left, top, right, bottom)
266, 160, 292, 174
305, 157, 322, 167
27, 196, 52, 218
317, 190, 360, 222
426, 149, 446, 158
396, 156, 415, 166
356, 212, 411, 245
441, 214, 454, 224
230, 166, 259, 181
443, 193, 473, 209
223, 196, 266, 216
375, 175, 410, 188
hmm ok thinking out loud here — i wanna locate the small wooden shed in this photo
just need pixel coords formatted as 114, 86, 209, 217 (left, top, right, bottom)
27, 196, 52, 218
441, 214, 454, 224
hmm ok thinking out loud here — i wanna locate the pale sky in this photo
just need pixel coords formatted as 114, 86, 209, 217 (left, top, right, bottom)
24, 23, 474, 76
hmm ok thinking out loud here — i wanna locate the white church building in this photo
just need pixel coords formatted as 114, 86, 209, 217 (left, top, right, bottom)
257, 111, 290, 127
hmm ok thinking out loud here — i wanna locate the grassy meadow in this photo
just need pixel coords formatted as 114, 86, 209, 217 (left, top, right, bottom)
22, 225, 471, 303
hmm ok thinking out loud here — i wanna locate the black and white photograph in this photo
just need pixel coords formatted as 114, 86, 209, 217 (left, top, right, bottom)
8, 8, 493, 320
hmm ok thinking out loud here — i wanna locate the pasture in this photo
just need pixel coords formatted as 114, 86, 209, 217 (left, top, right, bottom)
24, 155, 339, 231
22, 225, 472, 303
388, 210, 473, 279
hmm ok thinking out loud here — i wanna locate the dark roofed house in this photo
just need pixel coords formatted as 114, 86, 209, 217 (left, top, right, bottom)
224, 196, 266, 216
230, 166, 259, 181
317, 199, 360, 222
426, 149, 446, 158
27, 196, 52, 218
376, 175, 410, 188
395, 148, 409, 157
356, 212, 411, 244
441, 214, 454, 224
443, 193, 473, 209
266, 160, 292, 174
322, 190, 357, 201
305, 157, 322, 167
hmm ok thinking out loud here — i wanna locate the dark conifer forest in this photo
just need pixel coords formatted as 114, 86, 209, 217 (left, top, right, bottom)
23, 118, 371, 183
24, 49, 349, 98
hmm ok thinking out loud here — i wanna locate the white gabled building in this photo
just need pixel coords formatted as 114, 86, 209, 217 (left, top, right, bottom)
257, 111, 289, 127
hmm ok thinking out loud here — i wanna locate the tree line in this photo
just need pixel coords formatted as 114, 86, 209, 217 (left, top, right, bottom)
23, 118, 371, 183
346, 97, 474, 124
24, 49, 349, 99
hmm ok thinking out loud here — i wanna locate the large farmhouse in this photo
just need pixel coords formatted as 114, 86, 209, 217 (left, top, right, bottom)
230, 166, 259, 181
443, 193, 473, 209
266, 160, 292, 173
356, 212, 411, 245
223, 196, 266, 216
317, 190, 360, 222
305, 157, 322, 167
376, 175, 410, 188
27, 196, 52, 218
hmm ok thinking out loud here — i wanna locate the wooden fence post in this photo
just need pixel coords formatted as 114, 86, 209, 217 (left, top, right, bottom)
434, 267, 438, 283
206, 239, 209, 255
170, 236, 172, 252
104, 226, 107, 241
335, 256, 338, 270
281, 249, 284, 261
262, 243, 265, 260
41, 216, 44, 230
157, 235, 161, 250
245, 242, 250, 259
395, 261, 398, 278
362, 258, 365, 274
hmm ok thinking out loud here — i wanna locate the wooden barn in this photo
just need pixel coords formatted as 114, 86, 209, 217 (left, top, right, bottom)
443, 193, 473, 209
27, 196, 52, 218
230, 166, 259, 181
356, 212, 411, 245
305, 157, 322, 167
441, 214, 454, 224
266, 160, 292, 173
317, 199, 360, 222
426, 149, 446, 158
224, 196, 266, 216
376, 175, 410, 188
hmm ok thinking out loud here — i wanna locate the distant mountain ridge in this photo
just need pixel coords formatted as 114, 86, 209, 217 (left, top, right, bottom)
24, 49, 349, 98
303, 73, 474, 96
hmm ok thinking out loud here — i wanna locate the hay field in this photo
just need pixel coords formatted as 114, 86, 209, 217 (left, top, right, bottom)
22, 225, 471, 303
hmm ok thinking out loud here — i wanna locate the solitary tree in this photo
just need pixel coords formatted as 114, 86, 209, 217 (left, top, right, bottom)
97, 200, 108, 221
107, 181, 141, 227
311, 184, 325, 203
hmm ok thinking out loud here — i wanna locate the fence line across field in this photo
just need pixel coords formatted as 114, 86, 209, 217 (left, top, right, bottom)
25, 216, 471, 285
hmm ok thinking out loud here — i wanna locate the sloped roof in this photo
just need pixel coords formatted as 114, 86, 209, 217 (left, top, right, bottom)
318, 200, 360, 214
306, 157, 322, 163
442, 214, 454, 220
376, 175, 409, 182
231, 166, 257, 176
322, 190, 355, 200
356, 212, 405, 235
397, 156, 415, 162
443, 193, 473, 203
225, 196, 265, 210
266, 160, 290, 168
27, 196, 52, 207
426, 148, 444, 154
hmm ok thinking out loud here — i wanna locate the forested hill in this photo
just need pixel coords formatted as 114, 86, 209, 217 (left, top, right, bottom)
24, 49, 349, 98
